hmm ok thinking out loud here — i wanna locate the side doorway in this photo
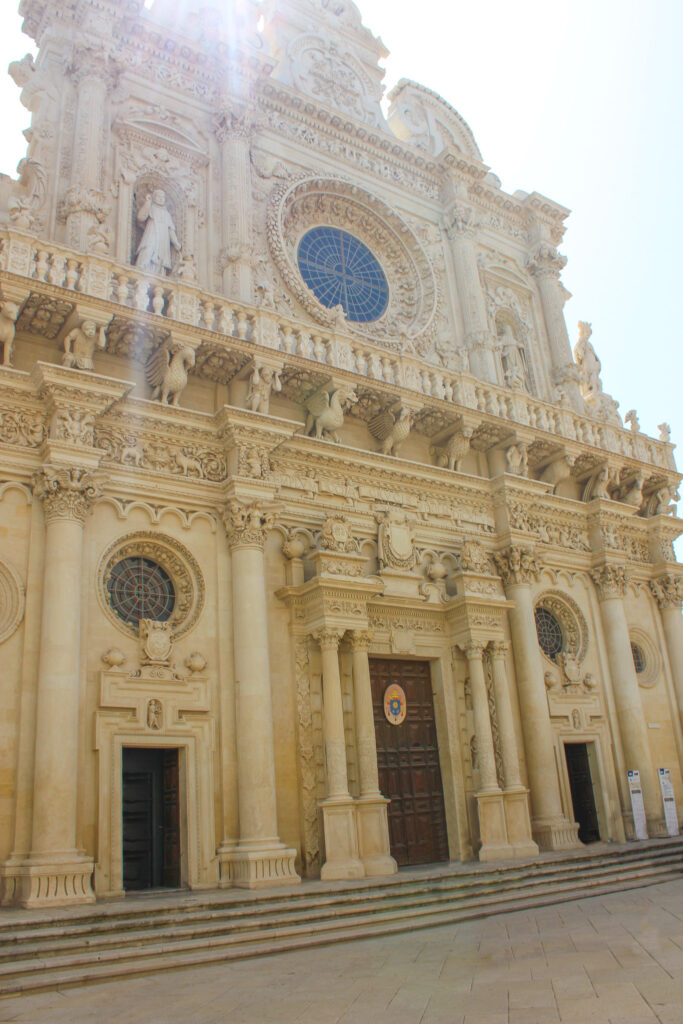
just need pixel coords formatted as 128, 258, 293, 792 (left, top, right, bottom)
122, 747, 181, 890
564, 742, 601, 844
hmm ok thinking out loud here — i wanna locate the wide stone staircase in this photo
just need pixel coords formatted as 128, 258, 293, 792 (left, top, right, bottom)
1, 837, 682, 996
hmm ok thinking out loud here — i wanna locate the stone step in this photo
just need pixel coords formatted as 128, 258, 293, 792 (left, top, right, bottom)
1, 837, 680, 941
1, 865, 680, 997
1, 852, 680, 963
0, 841, 681, 997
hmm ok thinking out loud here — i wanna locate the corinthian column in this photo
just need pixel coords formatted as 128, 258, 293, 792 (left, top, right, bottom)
444, 197, 497, 383
463, 641, 514, 860
64, 45, 118, 251
650, 574, 683, 726
221, 500, 299, 887
489, 641, 539, 857
349, 631, 396, 877
494, 547, 580, 849
214, 106, 254, 302
314, 629, 364, 879
592, 565, 664, 835
526, 243, 582, 410
4, 468, 101, 907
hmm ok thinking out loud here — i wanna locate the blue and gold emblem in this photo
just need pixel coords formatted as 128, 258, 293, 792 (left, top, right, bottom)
384, 684, 407, 725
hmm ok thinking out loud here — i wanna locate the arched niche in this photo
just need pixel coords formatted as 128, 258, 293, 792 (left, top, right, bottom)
130, 174, 185, 274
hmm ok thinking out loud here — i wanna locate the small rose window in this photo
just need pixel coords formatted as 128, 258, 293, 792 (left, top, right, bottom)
106, 556, 175, 628
534, 606, 564, 660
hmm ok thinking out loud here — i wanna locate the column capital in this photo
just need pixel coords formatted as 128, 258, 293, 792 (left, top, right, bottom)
349, 630, 374, 652
32, 465, 102, 525
494, 546, 539, 586
650, 573, 683, 610
68, 44, 121, 90
591, 563, 629, 601
222, 499, 278, 550
526, 243, 567, 281
489, 640, 509, 659
312, 628, 345, 652
463, 639, 486, 661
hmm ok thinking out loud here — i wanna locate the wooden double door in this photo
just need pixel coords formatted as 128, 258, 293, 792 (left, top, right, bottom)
122, 747, 181, 890
370, 659, 449, 866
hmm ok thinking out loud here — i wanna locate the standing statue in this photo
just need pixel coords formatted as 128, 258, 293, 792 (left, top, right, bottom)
62, 319, 107, 370
246, 363, 282, 415
0, 300, 21, 366
135, 189, 181, 276
499, 324, 526, 390
573, 321, 602, 397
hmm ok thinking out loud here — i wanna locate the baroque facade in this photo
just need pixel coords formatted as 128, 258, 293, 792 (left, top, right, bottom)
0, 0, 682, 909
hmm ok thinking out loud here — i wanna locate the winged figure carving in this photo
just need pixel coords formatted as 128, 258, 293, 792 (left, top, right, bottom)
304, 382, 357, 443
146, 338, 196, 406
368, 404, 412, 456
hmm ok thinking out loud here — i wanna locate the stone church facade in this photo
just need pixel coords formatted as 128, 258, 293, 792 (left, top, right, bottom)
1, 0, 682, 909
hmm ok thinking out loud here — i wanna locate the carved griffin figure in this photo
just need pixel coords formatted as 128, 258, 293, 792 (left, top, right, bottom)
369, 403, 412, 456
303, 382, 357, 443
146, 339, 196, 406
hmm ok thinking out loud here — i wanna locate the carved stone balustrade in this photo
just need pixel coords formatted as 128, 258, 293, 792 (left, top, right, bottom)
0, 228, 676, 479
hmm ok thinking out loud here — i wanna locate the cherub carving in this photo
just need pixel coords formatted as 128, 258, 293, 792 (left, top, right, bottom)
146, 338, 196, 405
0, 300, 21, 366
246, 362, 282, 415
62, 319, 107, 370
368, 403, 412, 456
52, 409, 95, 446
303, 382, 357, 443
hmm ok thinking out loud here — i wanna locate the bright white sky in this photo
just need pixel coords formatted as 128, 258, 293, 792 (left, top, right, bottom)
0, 0, 681, 463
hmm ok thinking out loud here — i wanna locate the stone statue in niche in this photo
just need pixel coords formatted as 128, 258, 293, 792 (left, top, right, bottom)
135, 189, 181, 275
246, 363, 282, 415
146, 698, 163, 730
498, 324, 526, 391
62, 319, 108, 370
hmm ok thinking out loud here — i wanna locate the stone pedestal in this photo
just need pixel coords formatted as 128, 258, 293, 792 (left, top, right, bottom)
355, 796, 396, 876
319, 799, 364, 880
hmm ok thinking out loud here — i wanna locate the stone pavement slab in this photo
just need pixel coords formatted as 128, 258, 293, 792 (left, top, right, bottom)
1, 879, 682, 1023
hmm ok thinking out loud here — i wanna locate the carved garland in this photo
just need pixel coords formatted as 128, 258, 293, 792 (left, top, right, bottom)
534, 590, 588, 665
266, 176, 439, 349
96, 530, 205, 639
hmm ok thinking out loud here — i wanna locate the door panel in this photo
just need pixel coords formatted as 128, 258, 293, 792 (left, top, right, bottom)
564, 742, 601, 843
370, 659, 449, 866
122, 748, 181, 890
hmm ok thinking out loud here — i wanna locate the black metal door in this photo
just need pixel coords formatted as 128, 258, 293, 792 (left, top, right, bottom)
122, 748, 180, 890
564, 742, 601, 843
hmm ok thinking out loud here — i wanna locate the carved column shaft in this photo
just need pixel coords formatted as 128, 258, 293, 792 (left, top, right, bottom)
489, 643, 523, 789
317, 630, 350, 800
504, 581, 567, 823
465, 643, 499, 793
651, 576, 683, 721
350, 632, 381, 798
447, 213, 496, 383
593, 567, 662, 827
217, 119, 253, 302
66, 57, 113, 250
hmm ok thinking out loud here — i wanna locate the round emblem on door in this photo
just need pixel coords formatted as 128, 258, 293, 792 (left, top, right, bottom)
384, 684, 407, 725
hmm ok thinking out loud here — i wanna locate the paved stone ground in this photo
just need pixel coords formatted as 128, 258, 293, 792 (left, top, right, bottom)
1, 879, 683, 1024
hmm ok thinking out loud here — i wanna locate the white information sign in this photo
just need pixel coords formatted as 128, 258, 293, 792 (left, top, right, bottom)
658, 768, 680, 837
627, 769, 648, 840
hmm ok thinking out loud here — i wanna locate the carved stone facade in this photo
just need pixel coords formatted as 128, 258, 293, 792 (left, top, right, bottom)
0, 0, 682, 908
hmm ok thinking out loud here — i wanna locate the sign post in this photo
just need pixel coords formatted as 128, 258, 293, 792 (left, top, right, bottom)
627, 769, 648, 840
658, 768, 680, 837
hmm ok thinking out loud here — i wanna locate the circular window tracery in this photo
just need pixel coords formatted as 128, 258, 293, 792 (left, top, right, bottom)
297, 227, 389, 322
106, 556, 175, 628
535, 607, 564, 660
97, 531, 205, 639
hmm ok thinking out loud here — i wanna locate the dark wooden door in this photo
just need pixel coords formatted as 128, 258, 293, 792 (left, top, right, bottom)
370, 659, 449, 866
564, 743, 601, 843
122, 748, 181, 890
